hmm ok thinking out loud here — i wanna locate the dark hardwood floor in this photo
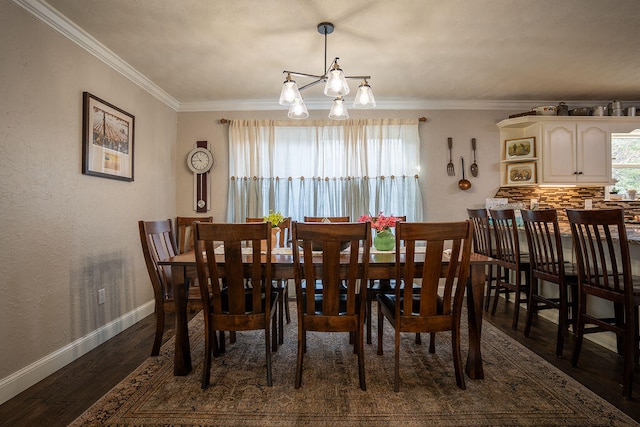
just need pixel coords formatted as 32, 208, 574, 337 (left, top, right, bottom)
0, 301, 638, 426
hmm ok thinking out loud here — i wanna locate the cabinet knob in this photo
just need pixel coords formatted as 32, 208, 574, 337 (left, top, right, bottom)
578, 171, 583, 175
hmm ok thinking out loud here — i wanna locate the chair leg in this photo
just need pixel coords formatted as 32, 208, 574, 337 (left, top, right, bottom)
394, 329, 401, 392
202, 324, 213, 389
484, 264, 495, 312
218, 330, 226, 354
377, 301, 384, 356
272, 310, 278, 353
366, 292, 373, 344
451, 319, 466, 390
151, 304, 165, 357
571, 299, 586, 367
283, 280, 291, 323
415, 333, 422, 345
428, 332, 435, 353
278, 288, 285, 346
358, 327, 366, 391
295, 330, 304, 389
265, 323, 273, 387
524, 278, 538, 338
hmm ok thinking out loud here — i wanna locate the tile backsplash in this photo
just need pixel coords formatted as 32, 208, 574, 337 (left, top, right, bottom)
494, 187, 640, 222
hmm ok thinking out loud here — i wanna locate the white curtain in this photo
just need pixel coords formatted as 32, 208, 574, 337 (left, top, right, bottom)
227, 119, 423, 223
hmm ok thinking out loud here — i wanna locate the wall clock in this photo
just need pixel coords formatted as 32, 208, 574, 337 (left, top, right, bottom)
187, 141, 213, 212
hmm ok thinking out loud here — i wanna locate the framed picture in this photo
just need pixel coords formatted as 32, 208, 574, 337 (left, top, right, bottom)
507, 162, 537, 184
82, 92, 134, 181
505, 137, 535, 160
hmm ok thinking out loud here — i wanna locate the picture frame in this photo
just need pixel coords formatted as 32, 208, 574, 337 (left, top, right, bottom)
82, 92, 135, 181
507, 162, 537, 185
505, 137, 535, 160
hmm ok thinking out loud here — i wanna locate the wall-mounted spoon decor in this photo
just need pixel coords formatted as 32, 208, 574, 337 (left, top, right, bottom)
458, 157, 471, 190
470, 138, 478, 177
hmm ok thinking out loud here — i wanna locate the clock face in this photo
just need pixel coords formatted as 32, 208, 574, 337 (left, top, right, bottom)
187, 147, 213, 174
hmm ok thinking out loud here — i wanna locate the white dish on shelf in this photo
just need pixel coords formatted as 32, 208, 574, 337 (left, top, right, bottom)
532, 105, 557, 116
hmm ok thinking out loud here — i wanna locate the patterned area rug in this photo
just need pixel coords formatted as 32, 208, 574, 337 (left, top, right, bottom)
71, 305, 637, 426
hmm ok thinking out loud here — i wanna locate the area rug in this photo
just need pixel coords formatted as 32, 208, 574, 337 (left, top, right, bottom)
70, 305, 637, 426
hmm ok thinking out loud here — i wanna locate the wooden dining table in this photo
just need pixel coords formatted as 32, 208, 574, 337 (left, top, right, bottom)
160, 249, 494, 380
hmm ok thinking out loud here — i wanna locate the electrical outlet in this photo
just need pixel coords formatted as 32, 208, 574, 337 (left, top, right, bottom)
98, 288, 105, 305
585, 199, 593, 210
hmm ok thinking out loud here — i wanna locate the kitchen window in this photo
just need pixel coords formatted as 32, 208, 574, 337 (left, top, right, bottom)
611, 131, 640, 197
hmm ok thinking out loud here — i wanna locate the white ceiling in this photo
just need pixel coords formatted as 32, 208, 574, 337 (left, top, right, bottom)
25, 0, 640, 111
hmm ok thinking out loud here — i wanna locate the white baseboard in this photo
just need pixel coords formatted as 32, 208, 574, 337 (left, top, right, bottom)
0, 300, 155, 406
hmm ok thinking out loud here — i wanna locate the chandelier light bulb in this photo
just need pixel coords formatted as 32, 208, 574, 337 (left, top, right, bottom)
323, 62, 350, 97
288, 98, 309, 119
328, 97, 349, 120
353, 80, 376, 108
279, 74, 301, 105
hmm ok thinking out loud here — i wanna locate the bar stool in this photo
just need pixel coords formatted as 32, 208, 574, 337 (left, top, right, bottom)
567, 208, 640, 399
489, 208, 531, 331
467, 208, 498, 312
521, 209, 578, 356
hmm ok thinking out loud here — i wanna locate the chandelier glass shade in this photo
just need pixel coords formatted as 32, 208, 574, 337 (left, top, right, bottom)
279, 22, 374, 120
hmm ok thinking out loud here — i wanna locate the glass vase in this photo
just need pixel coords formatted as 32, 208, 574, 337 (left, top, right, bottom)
373, 228, 395, 251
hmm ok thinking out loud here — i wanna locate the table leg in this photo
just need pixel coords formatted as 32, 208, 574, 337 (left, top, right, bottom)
465, 263, 485, 379
172, 265, 192, 376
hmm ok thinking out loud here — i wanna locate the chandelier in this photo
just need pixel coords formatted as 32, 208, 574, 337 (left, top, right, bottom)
279, 22, 376, 120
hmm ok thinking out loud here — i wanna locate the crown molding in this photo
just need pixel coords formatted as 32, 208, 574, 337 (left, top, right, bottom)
178, 98, 620, 113
13, 0, 180, 111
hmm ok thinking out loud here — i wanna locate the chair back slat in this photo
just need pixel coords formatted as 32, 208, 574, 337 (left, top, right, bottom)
176, 216, 213, 254
567, 209, 630, 296
397, 221, 473, 320
522, 209, 565, 280
489, 209, 521, 266
292, 221, 370, 317
194, 222, 272, 317
139, 219, 176, 299
467, 208, 493, 257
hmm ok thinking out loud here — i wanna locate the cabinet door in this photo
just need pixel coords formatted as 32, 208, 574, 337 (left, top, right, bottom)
577, 124, 610, 183
542, 123, 577, 183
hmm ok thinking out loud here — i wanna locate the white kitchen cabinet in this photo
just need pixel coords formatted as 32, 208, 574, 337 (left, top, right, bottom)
497, 116, 640, 186
541, 122, 610, 184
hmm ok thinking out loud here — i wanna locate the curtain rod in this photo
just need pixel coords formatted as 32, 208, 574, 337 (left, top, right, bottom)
220, 117, 426, 124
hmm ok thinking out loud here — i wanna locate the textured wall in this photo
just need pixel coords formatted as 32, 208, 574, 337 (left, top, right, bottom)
0, 2, 177, 382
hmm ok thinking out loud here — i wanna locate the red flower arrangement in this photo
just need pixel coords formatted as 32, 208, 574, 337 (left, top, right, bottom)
357, 212, 402, 232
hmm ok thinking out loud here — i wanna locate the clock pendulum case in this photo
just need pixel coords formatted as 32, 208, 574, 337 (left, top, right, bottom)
186, 140, 213, 212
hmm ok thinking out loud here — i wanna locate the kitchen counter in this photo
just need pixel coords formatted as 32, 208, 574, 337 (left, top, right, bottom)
555, 222, 640, 244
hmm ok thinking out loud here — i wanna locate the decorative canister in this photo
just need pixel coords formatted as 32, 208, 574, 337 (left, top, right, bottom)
556, 102, 569, 116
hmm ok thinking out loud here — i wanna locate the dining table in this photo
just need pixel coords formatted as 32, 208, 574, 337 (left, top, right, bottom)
160, 248, 495, 380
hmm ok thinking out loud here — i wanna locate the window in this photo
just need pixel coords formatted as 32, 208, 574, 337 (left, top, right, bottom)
226, 119, 423, 223
611, 131, 640, 196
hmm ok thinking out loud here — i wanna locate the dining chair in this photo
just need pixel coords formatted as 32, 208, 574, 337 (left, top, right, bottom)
489, 208, 531, 331
567, 208, 640, 399
376, 220, 473, 391
521, 209, 578, 356
365, 216, 407, 345
175, 216, 213, 254
246, 216, 292, 343
194, 221, 278, 388
467, 208, 498, 312
291, 220, 371, 390
303, 215, 350, 223
138, 219, 203, 356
